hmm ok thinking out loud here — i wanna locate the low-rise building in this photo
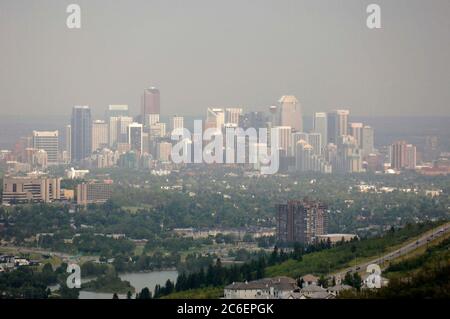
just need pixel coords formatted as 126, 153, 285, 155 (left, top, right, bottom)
224, 276, 297, 299
2, 176, 61, 205
76, 180, 113, 205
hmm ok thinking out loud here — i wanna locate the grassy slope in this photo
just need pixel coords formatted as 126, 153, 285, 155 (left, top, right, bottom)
266, 221, 446, 278
338, 235, 450, 298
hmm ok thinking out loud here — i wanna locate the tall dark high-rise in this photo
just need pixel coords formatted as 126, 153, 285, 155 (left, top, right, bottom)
71, 106, 92, 162
276, 199, 328, 244
327, 110, 349, 144
141, 87, 160, 125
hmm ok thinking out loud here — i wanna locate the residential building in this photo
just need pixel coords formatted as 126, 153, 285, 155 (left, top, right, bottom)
224, 277, 297, 299
276, 199, 328, 244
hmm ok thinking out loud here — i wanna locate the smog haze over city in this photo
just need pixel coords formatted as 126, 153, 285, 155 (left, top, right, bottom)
0, 0, 449, 309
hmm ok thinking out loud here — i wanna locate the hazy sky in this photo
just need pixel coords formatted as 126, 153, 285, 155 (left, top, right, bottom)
0, 0, 449, 119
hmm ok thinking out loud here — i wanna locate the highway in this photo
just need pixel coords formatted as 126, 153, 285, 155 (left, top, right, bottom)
331, 222, 450, 280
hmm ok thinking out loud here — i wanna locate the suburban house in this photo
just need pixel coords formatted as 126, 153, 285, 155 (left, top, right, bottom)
224, 276, 297, 299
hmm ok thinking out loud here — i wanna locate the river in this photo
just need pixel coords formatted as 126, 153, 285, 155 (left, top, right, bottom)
79, 270, 178, 299
49, 270, 178, 299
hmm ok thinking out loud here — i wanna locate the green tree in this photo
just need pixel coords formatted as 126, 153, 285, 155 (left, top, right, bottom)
137, 287, 152, 299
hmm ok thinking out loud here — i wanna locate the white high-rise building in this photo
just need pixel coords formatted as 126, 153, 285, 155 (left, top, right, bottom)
225, 108, 243, 125
92, 120, 109, 151
327, 110, 349, 144
274, 126, 292, 156
349, 122, 363, 148
336, 110, 350, 137
313, 113, 327, 146
295, 140, 313, 172
32, 131, 59, 165
109, 116, 133, 147
206, 108, 225, 130
107, 105, 129, 118
144, 114, 160, 128
291, 132, 309, 156
171, 116, 184, 132
308, 133, 322, 156
279, 96, 302, 132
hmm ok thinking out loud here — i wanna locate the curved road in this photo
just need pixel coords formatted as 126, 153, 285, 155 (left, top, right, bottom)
332, 222, 450, 279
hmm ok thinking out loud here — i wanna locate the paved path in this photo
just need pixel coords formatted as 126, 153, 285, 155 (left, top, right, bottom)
331, 222, 450, 279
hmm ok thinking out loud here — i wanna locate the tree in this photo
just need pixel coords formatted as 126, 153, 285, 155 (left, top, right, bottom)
352, 273, 362, 291
127, 291, 133, 299
138, 287, 152, 299
113, 293, 119, 299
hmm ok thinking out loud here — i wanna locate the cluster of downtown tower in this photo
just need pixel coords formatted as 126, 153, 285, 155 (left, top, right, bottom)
63, 87, 390, 174
5, 86, 419, 175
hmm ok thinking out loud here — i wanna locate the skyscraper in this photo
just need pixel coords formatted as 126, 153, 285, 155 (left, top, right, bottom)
295, 140, 313, 172
128, 122, 143, 153
391, 140, 407, 170
274, 126, 292, 157
92, 120, 109, 151
32, 131, 59, 165
107, 105, 129, 118
71, 106, 92, 162
276, 199, 328, 244
141, 87, 160, 120
327, 110, 349, 144
268, 105, 280, 127
170, 116, 184, 132
144, 114, 160, 129
362, 125, 374, 158
337, 135, 362, 173
65, 125, 71, 162
206, 108, 225, 130
308, 133, 322, 156
279, 96, 302, 132
109, 116, 133, 147
313, 112, 327, 146
348, 122, 363, 148
225, 108, 243, 125
291, 132, 309, 156
405, 144, 417, 170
